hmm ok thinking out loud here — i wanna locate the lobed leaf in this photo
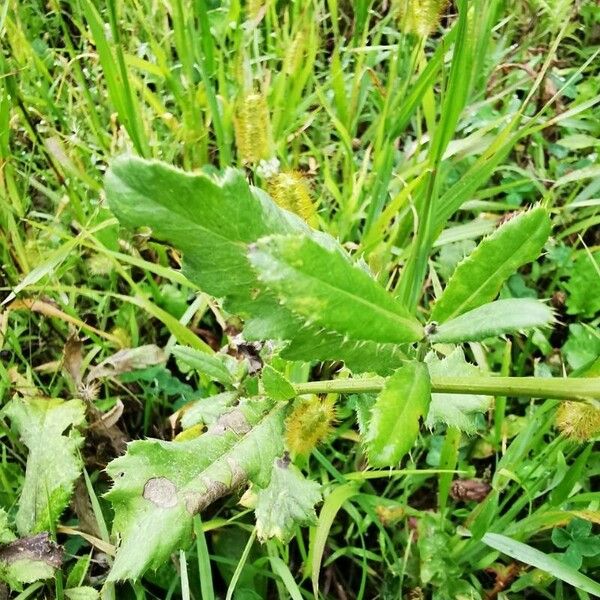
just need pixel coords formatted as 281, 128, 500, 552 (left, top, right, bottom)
4, 398, 85, 535
105, 398, 285, 580
365, 361, 431, 467
255, 458, 321, 542
248, 234, 423, 345
431, 208, 552, 322
428, 299, 555, 343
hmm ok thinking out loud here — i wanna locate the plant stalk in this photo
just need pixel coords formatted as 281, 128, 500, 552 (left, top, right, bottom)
293, 376, 600, 402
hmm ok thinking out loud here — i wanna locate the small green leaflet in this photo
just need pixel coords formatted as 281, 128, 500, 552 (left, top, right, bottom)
4, 398, 85, 535
172, 345, 238, 385
425, 349, 490, 432
365, 362, 431, 467
249, 234, 423, 345
432, 207, 551, 322
428, 299, 555, 343
105, 398, 285, 581
260, 365, 296, 401
255, 458, 321, 542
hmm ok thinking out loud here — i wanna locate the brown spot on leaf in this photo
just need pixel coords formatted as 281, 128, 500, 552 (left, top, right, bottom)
143, 477, 178, 508
185, 464, 248, 514
207, 409, 251, 436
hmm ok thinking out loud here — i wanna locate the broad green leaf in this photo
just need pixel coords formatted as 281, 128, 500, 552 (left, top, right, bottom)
106, 157, 409, 371
562, 324, 600, 370
255, 458, 321, 542
249, 234, 423, 345
172, 345, 237, 385
4, 398, 85, 535
482, 532, 600, 596
431, 208, 551, 322
429, 299, 555, 343
425, 349, 490, 432
365, 362, 431, 467
260, 366, 296, 401
105, 398, 285, 580
105, 156, 308, 339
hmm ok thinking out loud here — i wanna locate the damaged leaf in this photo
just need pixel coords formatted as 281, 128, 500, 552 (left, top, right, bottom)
86, 345, 166, 382
255, 457, 321, 542
0, 532, 63, 589
4, 398, 85, 535
105, 398, 286, 580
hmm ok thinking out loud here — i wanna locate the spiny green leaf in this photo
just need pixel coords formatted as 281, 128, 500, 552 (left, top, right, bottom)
429, 299, 555, 343
425, 349, 490, 432
260, 366, 296, 401
431, 208, 552, 322
280, 328, 406, 375
105, 398, 285, 581
105, 157, 409, 372
249, 234, 423, 345
365, 361, 431, 467
255, 458, 321, 542
4, 398, 85, 535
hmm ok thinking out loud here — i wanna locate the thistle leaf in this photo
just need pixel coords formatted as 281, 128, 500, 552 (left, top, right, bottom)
365, 362, 431, 467
255, 458, 321, 542
105, 398, 285, 581
429, 299, 555, 343
425, 349, 490, 432
105, 157, 410, 371
105, 156, 308, 340
280, 327, 406, 375
248, 234, 423, 345
431, 208, 552, 322
4, 398, 85, 535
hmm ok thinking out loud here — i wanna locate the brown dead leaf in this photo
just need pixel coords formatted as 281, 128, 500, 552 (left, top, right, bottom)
86, 345, 167, 382
0, 532, 63, 569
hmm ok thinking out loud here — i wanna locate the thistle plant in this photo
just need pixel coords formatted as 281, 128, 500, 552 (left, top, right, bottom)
101, 154, 600, 581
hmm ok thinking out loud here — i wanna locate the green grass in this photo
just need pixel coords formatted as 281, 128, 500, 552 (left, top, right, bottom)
1, 0, 600, 598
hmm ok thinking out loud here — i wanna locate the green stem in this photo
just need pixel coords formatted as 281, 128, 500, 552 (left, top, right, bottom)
293, 376, 600, 401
